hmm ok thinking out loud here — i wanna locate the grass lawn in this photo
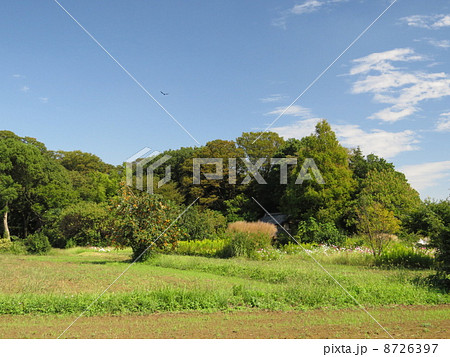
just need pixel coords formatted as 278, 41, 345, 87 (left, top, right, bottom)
0, 248, 448, 338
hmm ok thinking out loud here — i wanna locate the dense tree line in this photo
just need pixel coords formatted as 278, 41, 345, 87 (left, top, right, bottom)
1, 121, 449, 275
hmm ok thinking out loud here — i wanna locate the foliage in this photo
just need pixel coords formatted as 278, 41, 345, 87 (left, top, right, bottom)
296, 217, 346, 246
281, 120, 356, 226
356, 199, 400, 257
223, 194, 258, 222
0, 132, 75, 238
227, 221, 277, 238
176, 239, 229, 257
180, 139, 245, 210
179, 206, 227, 241
358, 169, 421, 222
24, 232, 51, 255
374, 243, 434, 269
108, 185, 184, 261
433, 227, 450, 276
59, 202, 110, 247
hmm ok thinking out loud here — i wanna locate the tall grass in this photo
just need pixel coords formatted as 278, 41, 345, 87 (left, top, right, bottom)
228, 221, 277, 238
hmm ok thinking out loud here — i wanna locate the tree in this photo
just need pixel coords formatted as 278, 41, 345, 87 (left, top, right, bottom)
0, 133, 74, 238
281, 120, 356, 226
356, 198, 400, 256
359, 169, 421, 222
180, 140, 245, 210
108, 185, 184, 261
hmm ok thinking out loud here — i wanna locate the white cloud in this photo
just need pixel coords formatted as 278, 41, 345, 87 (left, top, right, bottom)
266, 105, 313, 118
20, 86, 30, 93
39, 97, 49, 104
334, 125, 419, 159
435, 112, 450, 132
401, 14, 450, 29
291, 0, 323, 15
428, 39, 450, 49
349, 48, 450, 122
259, 94, 287, 103
272, 118, 322, 139
12, 74, 25, 79
399, 161, 450, 191
273, 0, 347, 27
271, 120, 419, 159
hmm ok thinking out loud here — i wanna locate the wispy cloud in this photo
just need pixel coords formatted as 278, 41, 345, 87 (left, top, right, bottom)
259, 94, 288, 103
428, 39, 450, 49
273, 0, 348, 28
435, 112, 450, 132
12, 74, 25, 79
20, 86, 30, 93
265, 105, 312, 118
349, 48, 450, 122
39, 97, 49, 104
400, 14, 450, 29
399, 161, 450, 191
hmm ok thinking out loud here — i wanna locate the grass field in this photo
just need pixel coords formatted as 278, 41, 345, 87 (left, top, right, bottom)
0, 248, 449, 338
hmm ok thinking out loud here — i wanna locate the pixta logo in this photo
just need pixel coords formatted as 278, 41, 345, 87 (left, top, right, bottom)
125, 147, 171, 194
126, 148, 325, 194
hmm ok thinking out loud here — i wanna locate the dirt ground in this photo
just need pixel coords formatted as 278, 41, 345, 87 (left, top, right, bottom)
1, 305, 449, 339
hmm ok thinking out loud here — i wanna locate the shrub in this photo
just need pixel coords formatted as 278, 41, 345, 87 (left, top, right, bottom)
296, 217, 345, 246
179, 207, 227, 241
227, 221, 277, 238
108, 185, 184, 261
433, 227, 450, 276
375, 243, 434, 269
24, 232, 51, 255
59, 201, 109, 247
224, 231, 272, 258
176, 239, 228, 258
0, 238, 12, 251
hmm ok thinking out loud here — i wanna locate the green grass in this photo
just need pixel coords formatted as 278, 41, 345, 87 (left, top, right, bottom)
0, 248, 448, 315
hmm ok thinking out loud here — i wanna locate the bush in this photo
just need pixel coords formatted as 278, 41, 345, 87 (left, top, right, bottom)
375, 243, 434, 269
227, 221, 277, 238
59, 201, 109, 247
296, 217, 345, 246
176, 239, 228, 258
109, 185, 184, 262
179, 207, 227, 241
0, 238, 12, 251
433, 227, 450, 276
25, 232, 51, 255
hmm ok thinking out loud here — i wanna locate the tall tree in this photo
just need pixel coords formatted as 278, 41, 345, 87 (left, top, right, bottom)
281, 120, 356, 226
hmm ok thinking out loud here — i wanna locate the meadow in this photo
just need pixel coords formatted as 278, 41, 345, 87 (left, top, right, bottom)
0, 247, 448, 338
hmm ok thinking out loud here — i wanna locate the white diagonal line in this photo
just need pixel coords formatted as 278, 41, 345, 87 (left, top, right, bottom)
251, 197, 394, 339
53, 0, 201, 146
252, 0, 399, 144
56, 197, 199, 339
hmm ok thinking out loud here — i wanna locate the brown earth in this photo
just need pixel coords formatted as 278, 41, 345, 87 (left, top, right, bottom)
0, 305, 449, 339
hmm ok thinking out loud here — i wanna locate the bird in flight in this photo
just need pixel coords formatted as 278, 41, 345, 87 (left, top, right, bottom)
160, 91, 169, 96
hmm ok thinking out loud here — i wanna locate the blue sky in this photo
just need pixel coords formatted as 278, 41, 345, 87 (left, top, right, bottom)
1, 0, 449, 199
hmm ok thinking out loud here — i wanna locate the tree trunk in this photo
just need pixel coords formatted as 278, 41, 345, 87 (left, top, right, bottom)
3, 208, 10, 241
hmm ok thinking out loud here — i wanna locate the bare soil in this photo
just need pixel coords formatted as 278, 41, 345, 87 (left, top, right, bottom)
1, 305, 448, 339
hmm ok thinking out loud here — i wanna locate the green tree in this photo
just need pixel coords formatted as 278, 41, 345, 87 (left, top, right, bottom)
181, 140, 245, 210
0, 134, 74, 238
281, 120, 356, 226
356, 198, 400, 256
59, 201, 110, 246
108, 185, 184, 261
359, 169, 421, 222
